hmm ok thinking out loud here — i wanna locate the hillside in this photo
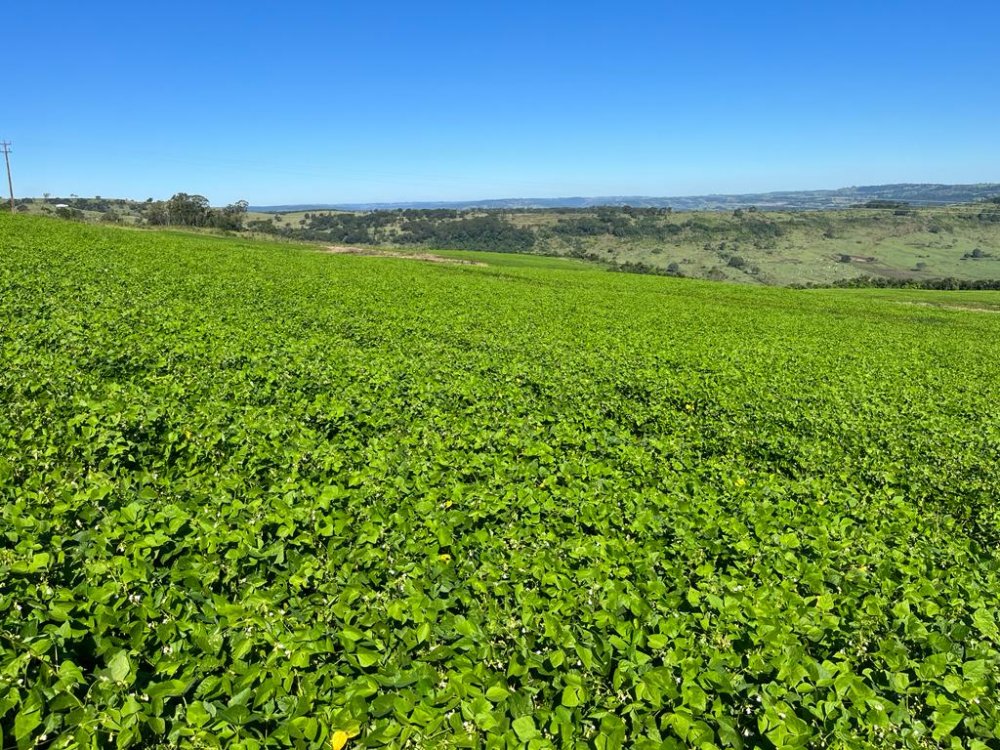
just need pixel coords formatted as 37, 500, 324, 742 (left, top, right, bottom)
2, 214, 999, 749
14, 190, 1000, 286
253, 203, 1000, 286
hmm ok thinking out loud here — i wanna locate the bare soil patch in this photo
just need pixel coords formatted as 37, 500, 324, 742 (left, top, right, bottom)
898, 301, 1000, 314
321, 246, 487, 266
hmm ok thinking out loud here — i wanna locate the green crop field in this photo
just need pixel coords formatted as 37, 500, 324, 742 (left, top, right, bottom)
1, 214, 999, 749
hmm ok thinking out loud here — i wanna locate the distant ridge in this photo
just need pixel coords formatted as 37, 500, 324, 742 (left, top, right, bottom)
250, 183, 1000, 213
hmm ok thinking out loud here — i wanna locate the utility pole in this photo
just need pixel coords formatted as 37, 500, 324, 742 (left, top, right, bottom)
1, 142, 13, 214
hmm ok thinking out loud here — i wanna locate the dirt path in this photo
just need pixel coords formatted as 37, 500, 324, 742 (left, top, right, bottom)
897, 301, 1000, 314
320, 246, 487, 266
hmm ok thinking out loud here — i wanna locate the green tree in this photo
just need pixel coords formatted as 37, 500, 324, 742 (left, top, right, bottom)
143, 201, 169, 226
210, 200, 249, 231
166, 193, 210, 226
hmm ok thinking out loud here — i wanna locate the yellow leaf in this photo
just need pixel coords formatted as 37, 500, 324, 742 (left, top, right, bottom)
331, 730, 349, 750
438, 553, 452, 563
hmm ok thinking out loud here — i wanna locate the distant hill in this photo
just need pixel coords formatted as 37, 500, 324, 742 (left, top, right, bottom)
244, 197, 1000, 286
250, 183, 1000, 213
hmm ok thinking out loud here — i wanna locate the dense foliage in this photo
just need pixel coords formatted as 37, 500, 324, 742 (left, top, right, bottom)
2, 215, 999, 749
820, 276, 1000, 291
262, 212, 536, 253
20, 195, 250, 231
393, 216, 535, 253
264, 208, 785, 255
142, 194, 250, 231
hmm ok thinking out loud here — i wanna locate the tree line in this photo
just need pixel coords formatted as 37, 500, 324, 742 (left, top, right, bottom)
804, 276, 1000, 291
251, 206, 789, 253
143, 194, 249, 231
27, 193, 251, 230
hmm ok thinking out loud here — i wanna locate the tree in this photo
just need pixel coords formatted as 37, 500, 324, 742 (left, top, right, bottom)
166, 193, 210, 226
55, 206, 84, 221
143, 201, 169, 226
210, 200, 249, 231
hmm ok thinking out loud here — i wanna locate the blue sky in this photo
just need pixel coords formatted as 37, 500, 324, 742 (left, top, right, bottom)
6, 1, 1000, 204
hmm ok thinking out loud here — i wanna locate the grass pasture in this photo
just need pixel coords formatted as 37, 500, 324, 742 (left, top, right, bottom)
1, 214, 999, 749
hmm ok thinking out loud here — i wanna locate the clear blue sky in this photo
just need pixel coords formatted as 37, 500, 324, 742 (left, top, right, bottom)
6, 1, 999, 204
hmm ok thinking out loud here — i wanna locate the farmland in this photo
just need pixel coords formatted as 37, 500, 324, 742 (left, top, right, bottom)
1, 214, 999, 749
16, 193, 1000, 287
249, 203, 1000, 286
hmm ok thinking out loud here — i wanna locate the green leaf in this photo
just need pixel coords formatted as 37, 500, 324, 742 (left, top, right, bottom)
932, 710, 963, 741
717, 717, 743, 749
474, 709, 499, 731
58, 661, 85, 685
107, 651, 131, 683
14, 707, 41, 742
146, 679, 188, 700
485, 685, 510, 703
186, 701, 213, 727
596, 714, 627, 750
962, 659, 989, 682
648, 634, 669, 650
942, 674, 962, 694
682, 683, 708, 713
972, 609, 999, 641
561, 685, 583, 707
512, 715, 538, 742
416, 622, 431, 644
341, 626, 365, 642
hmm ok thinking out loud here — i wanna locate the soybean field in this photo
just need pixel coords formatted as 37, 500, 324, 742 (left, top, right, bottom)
1, 215, 999, 749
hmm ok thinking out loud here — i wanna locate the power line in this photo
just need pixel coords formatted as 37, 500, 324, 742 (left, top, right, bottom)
1, 142, 13, 214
